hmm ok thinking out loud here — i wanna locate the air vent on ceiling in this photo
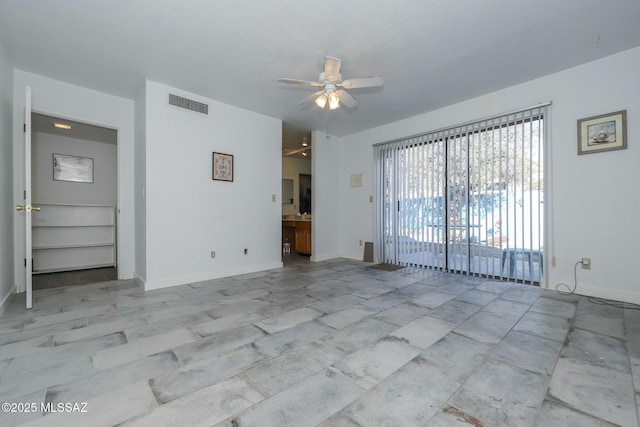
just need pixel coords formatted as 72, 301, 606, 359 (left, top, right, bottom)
168, 94, 208, 115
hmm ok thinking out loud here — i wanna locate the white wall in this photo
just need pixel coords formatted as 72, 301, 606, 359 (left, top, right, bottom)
143, 80, 282, 290
282, 156, 311, 216
31, 132, 117, 206
134, 83, 147, 282
337, 138, 375, 261
13, 70, 135, 287
0, 42, 14, 314
311, 131, 342, 262
330, 46, 640, 303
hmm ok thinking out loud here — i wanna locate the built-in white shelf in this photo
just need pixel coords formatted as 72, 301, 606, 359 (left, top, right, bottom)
33, 243, 114, 250
32, 203, 116, 274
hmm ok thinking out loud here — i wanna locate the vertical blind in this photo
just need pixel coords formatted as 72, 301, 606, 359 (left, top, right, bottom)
373, 103, 549, 285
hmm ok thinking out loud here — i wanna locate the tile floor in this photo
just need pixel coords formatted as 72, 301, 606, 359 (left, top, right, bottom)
1, 258, 638, 426
32, 267, 117, 290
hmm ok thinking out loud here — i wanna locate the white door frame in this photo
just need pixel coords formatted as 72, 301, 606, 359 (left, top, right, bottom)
17, 86, 34, 308
14, 106, 122, 300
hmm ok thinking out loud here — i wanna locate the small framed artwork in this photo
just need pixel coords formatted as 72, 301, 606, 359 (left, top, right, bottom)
212, 152, 234, 182
53, 153, 94, 183
577, 110, 627, 155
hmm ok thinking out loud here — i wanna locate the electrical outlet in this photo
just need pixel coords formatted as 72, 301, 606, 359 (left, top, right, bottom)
210, 251, 216, 259
272, 194, 276, 202
551, 256, 556, 267
581, 257, 591, 269
359, 240, 363, 246
244, 248, 248, 255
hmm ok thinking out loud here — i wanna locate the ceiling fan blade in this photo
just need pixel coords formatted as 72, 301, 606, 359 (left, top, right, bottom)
284, 147, 311, 156
341, 76, 384, 89
323, 56, 342, 81
298, 90, 324, 105
336, 90, 358, 108
278, 78, 323, 87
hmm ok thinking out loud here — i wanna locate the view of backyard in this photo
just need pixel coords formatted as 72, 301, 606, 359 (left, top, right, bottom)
393, 190, 543, 283
379, 108, 545, 284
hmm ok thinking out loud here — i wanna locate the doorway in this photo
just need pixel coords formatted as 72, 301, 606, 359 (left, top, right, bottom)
282, 125, 312, 265
30, 112, 118, 290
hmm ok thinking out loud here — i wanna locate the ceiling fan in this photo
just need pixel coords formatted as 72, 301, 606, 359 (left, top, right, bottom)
278, 56, 383, 110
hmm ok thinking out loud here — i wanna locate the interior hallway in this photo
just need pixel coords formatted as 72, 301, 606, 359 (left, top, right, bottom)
0, 259, 638, 426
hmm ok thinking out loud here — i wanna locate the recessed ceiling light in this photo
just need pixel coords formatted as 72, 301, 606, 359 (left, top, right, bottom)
302, 152, 308, 157
54, 123, 72, 130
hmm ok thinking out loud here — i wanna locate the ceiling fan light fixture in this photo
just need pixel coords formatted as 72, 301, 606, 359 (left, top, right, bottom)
279, 56, 383, 111
315, 93, 328, 109
328, 91, 340, 110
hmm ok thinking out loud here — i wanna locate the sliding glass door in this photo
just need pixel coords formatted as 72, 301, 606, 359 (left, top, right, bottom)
375, 105, 546, 284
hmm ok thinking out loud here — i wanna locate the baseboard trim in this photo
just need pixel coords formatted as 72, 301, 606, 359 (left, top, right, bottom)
310, 253, 343, 262
143, 262, 283, 291
0, 285, 17, 316
120, 271, 135, 280
551, 283, 640, 305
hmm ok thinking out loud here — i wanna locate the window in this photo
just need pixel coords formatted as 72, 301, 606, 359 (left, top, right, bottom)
374, 104, 548, 284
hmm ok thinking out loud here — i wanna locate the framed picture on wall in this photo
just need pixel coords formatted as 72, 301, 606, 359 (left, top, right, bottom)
212, 152, 234, 182
53, 153, 94, 183
577, 110, 627, 155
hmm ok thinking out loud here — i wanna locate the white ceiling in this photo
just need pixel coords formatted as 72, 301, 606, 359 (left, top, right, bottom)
2, 0, 640, 149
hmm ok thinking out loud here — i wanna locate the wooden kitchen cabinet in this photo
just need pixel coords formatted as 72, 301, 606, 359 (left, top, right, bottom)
295, 221, 312, 255
283, 220, 311, 255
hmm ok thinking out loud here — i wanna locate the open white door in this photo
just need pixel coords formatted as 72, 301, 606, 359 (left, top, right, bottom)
16, 86, 39, 309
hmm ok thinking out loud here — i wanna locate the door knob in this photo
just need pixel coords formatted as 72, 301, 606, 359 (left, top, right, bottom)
16, 205, 25, 211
